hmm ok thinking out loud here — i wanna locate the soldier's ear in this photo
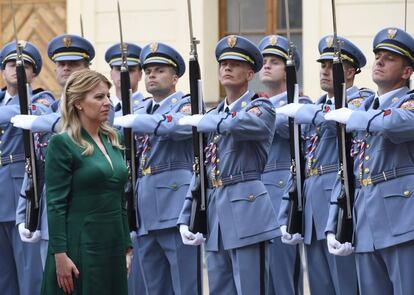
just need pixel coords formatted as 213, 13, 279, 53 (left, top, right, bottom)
402, 65, 413, 80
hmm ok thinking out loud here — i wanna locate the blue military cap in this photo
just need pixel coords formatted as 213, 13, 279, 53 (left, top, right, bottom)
47, 34, 95, 62
215, 35, 263, 72
105, 42, 142, 67
258, 35, 301, 70
140, 42, 185, 77
373, 27, 414, 65
0, 41, 42, 75
317, 35, 366, 70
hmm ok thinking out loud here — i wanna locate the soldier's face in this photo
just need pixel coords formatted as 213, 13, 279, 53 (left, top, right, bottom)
55, 60, 89, 88
219, 60, 254, 88
1, 60, 36, 87
110, 65, 142, 94
144, 65, 178, 100
372, 50, 413, 89
75, 81, 111, 124
319, 61, 334, 93
259, 55, 286, 85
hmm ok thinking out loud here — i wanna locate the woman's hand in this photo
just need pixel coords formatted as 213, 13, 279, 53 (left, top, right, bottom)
55, 252, 80, 294
126, 248, 133, 277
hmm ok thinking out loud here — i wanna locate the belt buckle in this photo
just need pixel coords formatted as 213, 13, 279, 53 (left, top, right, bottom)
361, 178, 372, 187
141, 167, 152, 176
212, 178, 223, 188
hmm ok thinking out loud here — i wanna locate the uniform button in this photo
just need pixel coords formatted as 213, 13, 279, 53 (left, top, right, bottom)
215, 170, 220, 176
364, 168, 370, 174
0, 141, 2, 144
365, 156, 370, 161
171, 183, 178, 191
248, 195, 256, 201
216, 158, 220, 163
366, 144, 370, 148
403, 190, 410, 197
0, 130, 3, 134
278, 180, 284, 186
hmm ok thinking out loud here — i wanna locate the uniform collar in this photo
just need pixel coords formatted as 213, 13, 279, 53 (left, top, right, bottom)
151, 91, 183, 114
269, 91, 287, 107
377, 86, 409, 108
224, 90, 253, 112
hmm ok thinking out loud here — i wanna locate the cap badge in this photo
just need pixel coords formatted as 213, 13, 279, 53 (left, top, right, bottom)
150, 42, 158, 53
269, 35, 278, 46
387, 28, 397, 39
227, 35, 237, 48
326, 36, 334, 48
63, 36, 72, 48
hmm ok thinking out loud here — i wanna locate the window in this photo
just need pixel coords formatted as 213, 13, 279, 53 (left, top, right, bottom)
219, 0, 303, 94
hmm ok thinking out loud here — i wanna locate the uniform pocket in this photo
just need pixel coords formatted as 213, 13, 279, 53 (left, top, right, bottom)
227, 181, 278, 238
155, 170, 191, 222
381, 177, 414, 236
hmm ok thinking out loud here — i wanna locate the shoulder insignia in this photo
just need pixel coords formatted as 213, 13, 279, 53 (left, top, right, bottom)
349, 97, 364, 108
400, 100, 414, 110
179, 103, 192, 114
392, 97, 399, 103
171, 97, 178, 104
241, 101, 247, 108
279, 100, 286, 106
32, 91, 55, 107
248, 106, 262, 117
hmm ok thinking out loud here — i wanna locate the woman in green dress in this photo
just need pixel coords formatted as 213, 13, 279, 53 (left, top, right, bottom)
41, 69, 132, 294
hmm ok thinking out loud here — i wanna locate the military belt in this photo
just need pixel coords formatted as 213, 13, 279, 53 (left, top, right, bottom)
139, 161, 192, 177
0, 153, 25, 167
263, 161, 291, 173
209, 171, 261, 188
360, 166, 414, 187
306, 164, 338, 178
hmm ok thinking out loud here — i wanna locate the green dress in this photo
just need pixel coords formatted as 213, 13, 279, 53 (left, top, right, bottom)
41, 129, 131, 295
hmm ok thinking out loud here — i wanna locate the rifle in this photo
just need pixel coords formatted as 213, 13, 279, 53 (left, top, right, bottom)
285, 0, 304, 235
9, 0, 40, 232
117, 1, 138, 231
331, 0, 355, 243
187, 0, 207, 236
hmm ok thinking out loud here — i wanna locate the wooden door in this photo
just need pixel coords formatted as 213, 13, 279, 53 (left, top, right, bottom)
0, 0, 66, 97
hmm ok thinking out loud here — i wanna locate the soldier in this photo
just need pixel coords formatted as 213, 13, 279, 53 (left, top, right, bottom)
277, 36, 372, 294
325, 27, 414, 295
177, 35, 279, 294
13, 34, 94, 269
0, 41, 52, 295
105, 42, 146, 117
258, 35, 308, 295
104, 41, 146, 295
114, 42, 198, 295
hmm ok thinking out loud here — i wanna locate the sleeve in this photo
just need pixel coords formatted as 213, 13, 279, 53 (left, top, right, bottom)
45, 134, 73, 253
277, 173, 294, 226
294, 104, 322, 125
274, 113, 289, 139
15, 174, 29, 226
325, 177, 342, 234
347, 105, 414, 144
197, 99, 276, 141
32, 112, 61, 133
177, 174, 197, 226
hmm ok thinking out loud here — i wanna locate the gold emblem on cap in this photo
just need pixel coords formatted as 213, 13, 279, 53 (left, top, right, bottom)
227, 35, 237, 48
269, 35, 278, 46
387, 28, 397, 39
150, 42, 158, 53
241, 101, 247, 108
326, 36, 334, 48
62, 36, 72, 48
120, 43, 128, 52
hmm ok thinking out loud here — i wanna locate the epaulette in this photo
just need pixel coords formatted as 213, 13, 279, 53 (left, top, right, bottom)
178, 101, 192, 114
182, 93, 191, 98
299, 96, 312, 104
251, 93, 260, 101
1, 86, 6, 91
31, 90, 55, 107
250, 98, 272, 107
143, 96, 152, 101
407, 89, 414, 94
32, 88, 45, 95
206, 106, 217, 113
358, 88, 375, 98
51, 100, 60, 112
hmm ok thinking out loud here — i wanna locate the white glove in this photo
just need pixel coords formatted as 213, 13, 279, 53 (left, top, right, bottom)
11, 115, 38, 130
276, 103, 303, 118
18, 223, 41, 243
280, 225, 303, 245
130, 231, 137, 242
179, 224, 205, 246
178, 114, 204, 127
326, 233, 354, 256
324, 108, 353, 124
113, 114, 138, 128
